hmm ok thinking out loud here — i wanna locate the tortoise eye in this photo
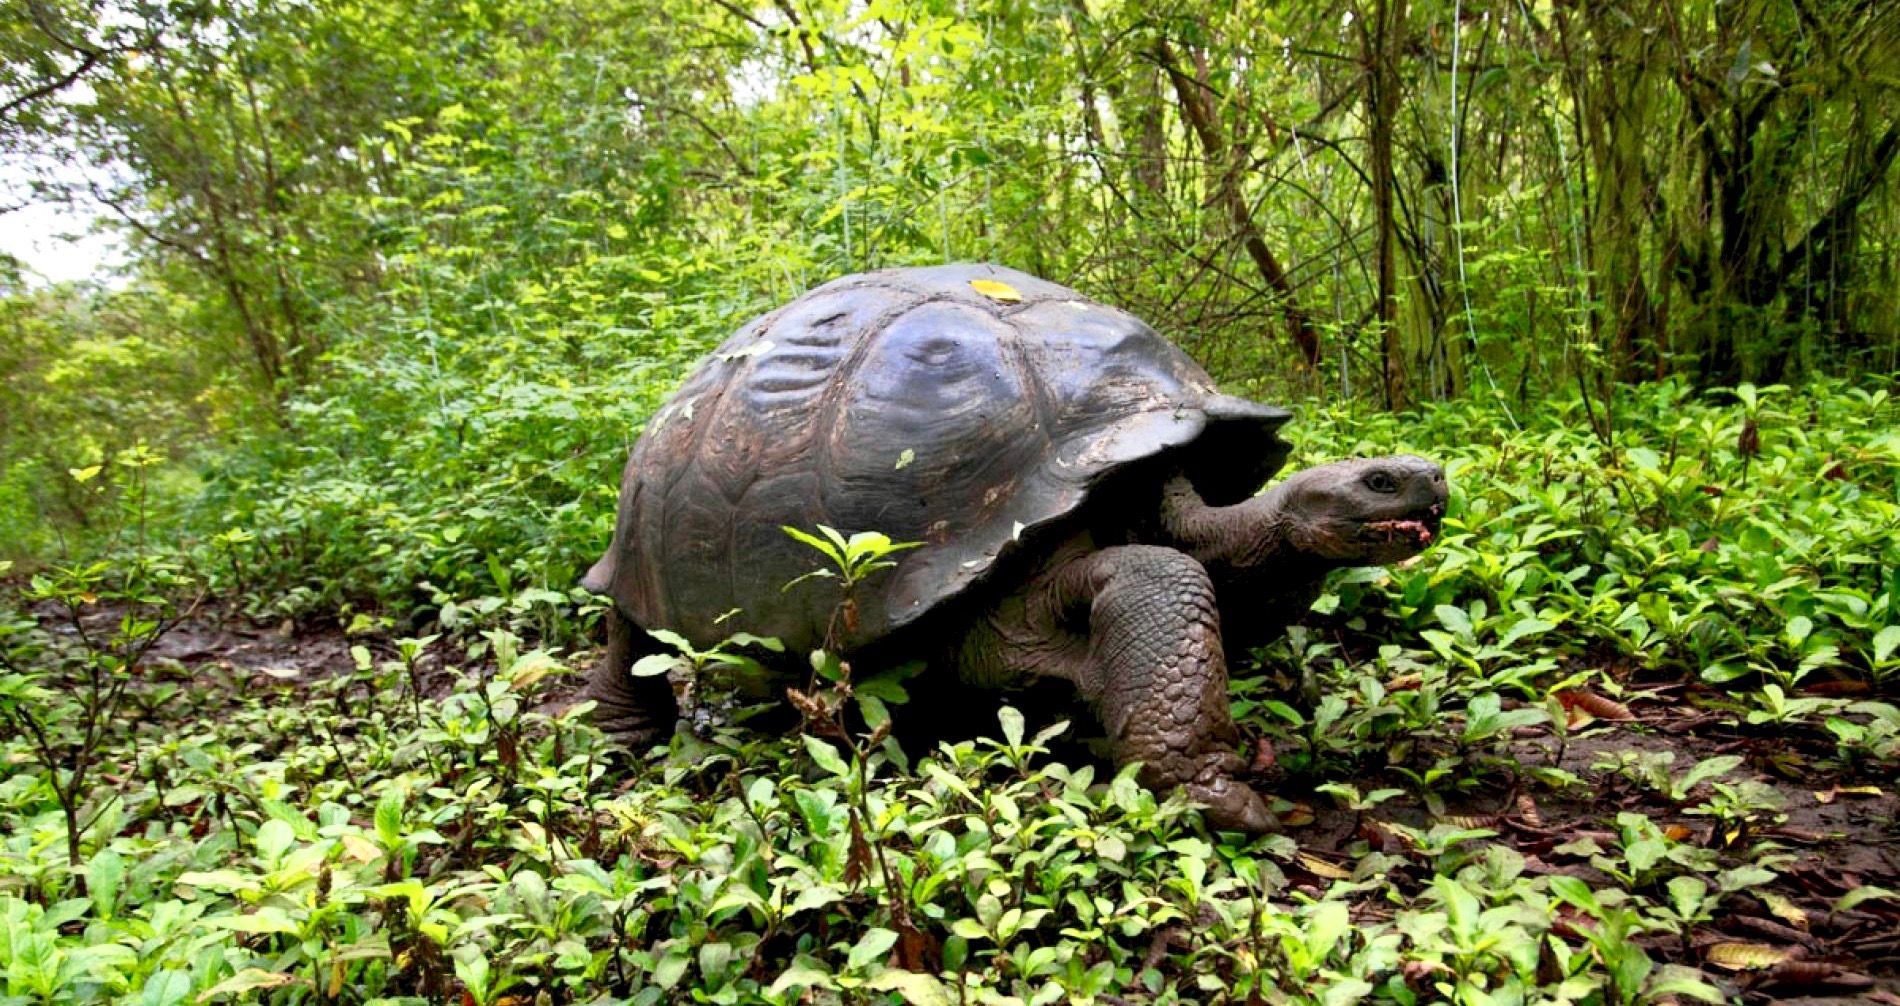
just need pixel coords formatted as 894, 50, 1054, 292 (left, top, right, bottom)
1365, 471, 1399, 494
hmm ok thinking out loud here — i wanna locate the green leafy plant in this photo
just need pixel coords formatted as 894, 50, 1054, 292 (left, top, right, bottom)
780, 525, 921, 651
780, 525, 922, 594
630, 626, 784, 704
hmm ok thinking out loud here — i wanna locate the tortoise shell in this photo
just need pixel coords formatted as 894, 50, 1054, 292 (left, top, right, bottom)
582, 264, 1292, 653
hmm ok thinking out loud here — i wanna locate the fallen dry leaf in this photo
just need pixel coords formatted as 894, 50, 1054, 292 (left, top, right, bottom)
1554, 687, 1634, 724
1705, 942, 1792, 971
1279, 802, 1316, 828
1514, 792, 1542, 828
1755, 891, 1810, 931
1812, 784, 1883, 804
1295, 851, 1352, 880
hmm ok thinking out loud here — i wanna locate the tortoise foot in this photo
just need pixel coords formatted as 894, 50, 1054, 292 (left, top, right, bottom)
1183, 771, 1279, 833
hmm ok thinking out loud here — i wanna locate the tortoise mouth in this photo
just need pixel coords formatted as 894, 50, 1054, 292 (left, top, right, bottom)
1359, 502, 1444, 549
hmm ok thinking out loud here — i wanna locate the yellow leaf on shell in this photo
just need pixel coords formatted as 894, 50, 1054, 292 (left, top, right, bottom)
969, 279, 1022, 302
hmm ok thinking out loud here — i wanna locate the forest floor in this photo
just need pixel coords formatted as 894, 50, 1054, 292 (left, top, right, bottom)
92, 599, 1900, 1004
1290, 703, 1900, 1004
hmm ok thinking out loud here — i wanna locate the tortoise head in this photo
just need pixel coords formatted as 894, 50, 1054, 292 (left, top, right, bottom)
1274, 455, 1449, 565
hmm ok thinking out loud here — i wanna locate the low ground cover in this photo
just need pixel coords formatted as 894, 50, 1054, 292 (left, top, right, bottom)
2, 379, 1897, 1005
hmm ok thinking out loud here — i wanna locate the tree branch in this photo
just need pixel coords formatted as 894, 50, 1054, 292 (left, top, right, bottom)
0, 49, 101, 124
1153, 36, 1321, 367
1777, 123, 1900, 287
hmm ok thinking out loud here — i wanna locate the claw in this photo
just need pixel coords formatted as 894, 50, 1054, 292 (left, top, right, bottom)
1184, 775, 1279, 833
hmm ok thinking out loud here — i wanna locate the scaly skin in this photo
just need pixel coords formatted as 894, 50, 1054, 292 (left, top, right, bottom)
1075, 546, 1275, 831
1160, 455, 1447, 650
950, 541, 1268, 830
587, 455, 1448, 833
585, 605, 680, 748
959, 455, 1447, 832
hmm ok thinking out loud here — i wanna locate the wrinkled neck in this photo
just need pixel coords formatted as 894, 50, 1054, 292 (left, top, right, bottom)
1227, 485, 1294, 571
1170, 484, 1340, 650
1165, 480, 1338, 582
1238, 485, 1344, 580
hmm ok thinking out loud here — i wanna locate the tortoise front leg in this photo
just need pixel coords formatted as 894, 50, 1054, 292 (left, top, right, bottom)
585, 605, 680, 749
1069, 545, 1276, 833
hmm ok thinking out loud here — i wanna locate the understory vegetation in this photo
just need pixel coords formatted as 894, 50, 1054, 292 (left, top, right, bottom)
4, 382, 1899, 1004
3, 0, 1899, 1001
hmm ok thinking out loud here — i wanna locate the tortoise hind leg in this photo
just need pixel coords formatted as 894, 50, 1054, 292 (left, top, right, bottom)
1072, 545, 1275, 832
585, 605, 679, 749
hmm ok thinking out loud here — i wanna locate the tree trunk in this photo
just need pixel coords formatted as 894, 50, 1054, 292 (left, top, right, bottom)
1362, 0, 1408, 408
1155, 37, 1322, 369
1578, 0, 1661, 382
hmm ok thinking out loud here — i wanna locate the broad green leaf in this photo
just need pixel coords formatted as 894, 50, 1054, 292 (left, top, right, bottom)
803, 736, 851, 777
87, 848, 125, 920
630, 653, 683, 677
1547, 875, 1600, 915
1433, 875, 1481, 942
727, 632, 784, 652
646, 628, 693, 653
782, 525, 845, 566
1434, 604, 1473, 639
698, 941, 734, 978
950, 918, 989, 940
847, 927, 898, 971
1304, 900, 1349, 961
207, 909, 300, 935
375, 786, 405, 848
1321, 979, 1375, 1006
1675, 755, 1742, 796
142, 970, 193, 1006
1625, 837, 1666, 875
786, 884, 844, 917
768, 960, 834, 996
175, 870, 256, 893
254, 819, 296, 863
998, 705, 1025, 748
1873, 625, 1900, 664
1835, 885, 1897, 912
651, 951, 690, 989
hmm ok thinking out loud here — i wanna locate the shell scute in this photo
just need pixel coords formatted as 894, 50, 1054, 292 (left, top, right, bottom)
589, 264, 1291, 653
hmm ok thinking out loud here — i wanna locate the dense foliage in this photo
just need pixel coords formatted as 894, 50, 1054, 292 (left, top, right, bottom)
5, 384, 1900, 1004
2, 0, 1898, 1002
3, 0, 1897, 563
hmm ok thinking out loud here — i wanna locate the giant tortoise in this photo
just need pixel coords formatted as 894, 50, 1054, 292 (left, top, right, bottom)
582, 264, 1446, 831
